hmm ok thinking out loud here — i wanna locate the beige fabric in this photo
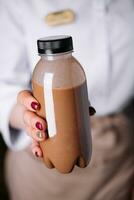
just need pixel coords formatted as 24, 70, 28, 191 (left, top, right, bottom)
5, 109, 134, 200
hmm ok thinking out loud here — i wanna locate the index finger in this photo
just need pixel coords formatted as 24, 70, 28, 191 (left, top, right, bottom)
17, 90, 40, 111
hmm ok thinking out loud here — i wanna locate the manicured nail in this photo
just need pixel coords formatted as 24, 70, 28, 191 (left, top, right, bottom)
89, 106, 96, 116
36, 122, 43, 130
31, 102, 40, 110
36, 131, 44, 140
35, 151, 39, 157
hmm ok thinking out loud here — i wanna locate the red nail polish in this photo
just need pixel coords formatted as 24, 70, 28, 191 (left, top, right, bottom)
36, 122, 43, 130
35, 151, 39, 157
31, 102, 40, 110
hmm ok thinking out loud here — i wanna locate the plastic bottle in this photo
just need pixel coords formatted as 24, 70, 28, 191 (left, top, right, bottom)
32, 35, 92, 173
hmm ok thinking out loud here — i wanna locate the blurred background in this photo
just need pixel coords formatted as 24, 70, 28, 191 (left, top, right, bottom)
0, 135, 9, 200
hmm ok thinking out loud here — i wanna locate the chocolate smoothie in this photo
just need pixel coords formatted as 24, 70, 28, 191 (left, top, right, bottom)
32, 79, 91, 173
32, 35, 92, 173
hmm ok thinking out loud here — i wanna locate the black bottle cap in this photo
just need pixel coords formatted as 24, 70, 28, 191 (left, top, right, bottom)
37, 35, 73, 55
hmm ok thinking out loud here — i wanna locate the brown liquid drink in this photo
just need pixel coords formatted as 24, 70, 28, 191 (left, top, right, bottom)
32, 80, 91, 173
32, 36, 92, 173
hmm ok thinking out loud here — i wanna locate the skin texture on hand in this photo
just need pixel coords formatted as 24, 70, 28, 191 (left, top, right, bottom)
9, 90, 47, 157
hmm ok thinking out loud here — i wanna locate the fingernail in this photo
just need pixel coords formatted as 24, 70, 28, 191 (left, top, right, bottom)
36, 122, 43, 130
36, 131, 44, 140
89, 107, 96, 116
31, 102, 40, 110
35, 151, 39, 157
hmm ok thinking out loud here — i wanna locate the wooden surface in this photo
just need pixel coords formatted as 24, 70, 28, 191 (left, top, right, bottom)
0, 134, 9, 200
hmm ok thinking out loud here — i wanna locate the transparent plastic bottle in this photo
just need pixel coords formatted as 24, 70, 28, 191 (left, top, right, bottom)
32, 35, 92, 173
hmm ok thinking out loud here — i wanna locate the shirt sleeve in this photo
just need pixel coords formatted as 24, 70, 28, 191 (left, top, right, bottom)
0, 0, 31, 150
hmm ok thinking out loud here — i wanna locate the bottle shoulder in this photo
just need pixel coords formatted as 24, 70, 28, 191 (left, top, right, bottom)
32, 55, 86, 88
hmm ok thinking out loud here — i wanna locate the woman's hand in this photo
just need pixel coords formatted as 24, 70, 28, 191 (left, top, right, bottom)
16, 90, 96, 158
17, 90, 47, 157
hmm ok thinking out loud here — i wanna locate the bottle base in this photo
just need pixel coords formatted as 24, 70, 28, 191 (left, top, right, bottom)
43, 155, 88, 173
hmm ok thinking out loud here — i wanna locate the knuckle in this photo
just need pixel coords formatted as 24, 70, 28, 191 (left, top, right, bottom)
17, 90, 24, 103
23, 111, 29, 125
23, 110, 33, 125
17, 90, 31, 105
31, 114, 38, 126
25, 126, 31, 136
31, 132, 36, 139
26, 127, 36, 138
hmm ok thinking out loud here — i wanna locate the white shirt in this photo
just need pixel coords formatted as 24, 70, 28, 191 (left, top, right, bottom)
0, 0, 134, 150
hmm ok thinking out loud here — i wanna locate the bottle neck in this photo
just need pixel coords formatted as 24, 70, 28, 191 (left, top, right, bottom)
40, 51, 72, 61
